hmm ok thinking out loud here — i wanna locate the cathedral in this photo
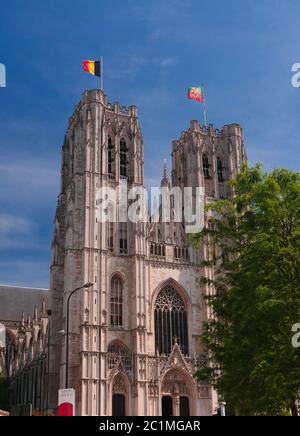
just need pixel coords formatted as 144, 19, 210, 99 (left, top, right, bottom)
3, 89, 246, 416
48, 89, 246, 416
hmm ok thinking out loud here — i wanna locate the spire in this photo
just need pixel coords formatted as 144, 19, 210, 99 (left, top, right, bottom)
27, 314, 31, 328
34, 306, 38, 322
21, 312, 25, 327
161, 159, 170, 187
41, 298, 46, 315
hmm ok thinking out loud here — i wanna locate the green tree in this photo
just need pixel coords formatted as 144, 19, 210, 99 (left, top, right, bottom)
193, 164, 300, 416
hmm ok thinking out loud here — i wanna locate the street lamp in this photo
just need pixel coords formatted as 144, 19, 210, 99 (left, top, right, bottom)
65, 282, 93, 389
46, 309, 52, 412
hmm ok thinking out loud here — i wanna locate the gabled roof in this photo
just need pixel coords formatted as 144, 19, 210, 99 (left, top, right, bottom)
0, 285, 49, 322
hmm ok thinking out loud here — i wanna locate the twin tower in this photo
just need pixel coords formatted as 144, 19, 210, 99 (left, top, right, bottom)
49, 90, 246, 416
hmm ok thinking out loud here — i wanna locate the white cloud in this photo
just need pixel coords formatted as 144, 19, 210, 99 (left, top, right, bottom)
0, 214, 34, 238
0, 158, 59, 208
0, 213, 44, 251
107, 51, 177, 82
160, 56, 176, 68
0, 214, 34, 235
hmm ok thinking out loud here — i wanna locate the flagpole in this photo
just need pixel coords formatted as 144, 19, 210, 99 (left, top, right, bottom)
100, 57, 103, 91
202, 84, 207, 127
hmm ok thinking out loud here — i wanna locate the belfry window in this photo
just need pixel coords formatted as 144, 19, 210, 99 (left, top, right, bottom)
154, 285, 188, 355
203, 154, 210, 178
174, 246, 189, 261
108, 135, 115, 176
217, 157, 224, 182
110, 275, 123, 327
150, 242, 166, 257
120, 138, 128, 177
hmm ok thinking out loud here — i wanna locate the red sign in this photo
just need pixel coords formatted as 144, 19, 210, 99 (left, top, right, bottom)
58, 389, 75, 416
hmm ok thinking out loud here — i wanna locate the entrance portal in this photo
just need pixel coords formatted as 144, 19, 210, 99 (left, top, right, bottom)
161, 368, 194, 416
162, 396, 173, 416
180, 396, 190, 416
112, 394, 125, 416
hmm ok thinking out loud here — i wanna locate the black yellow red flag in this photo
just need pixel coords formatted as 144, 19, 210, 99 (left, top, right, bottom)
82, 60, 101, 77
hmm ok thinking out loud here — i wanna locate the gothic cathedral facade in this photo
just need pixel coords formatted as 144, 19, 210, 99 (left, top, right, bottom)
49, 90, 246, 416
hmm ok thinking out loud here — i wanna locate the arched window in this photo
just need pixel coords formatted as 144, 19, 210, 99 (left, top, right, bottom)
217, 157, 224, 182
203, 154, 210, 178
154, 285, 188, 355
110, 275, 123, 327
108, 341, 128, 356
120, 138, 128, 177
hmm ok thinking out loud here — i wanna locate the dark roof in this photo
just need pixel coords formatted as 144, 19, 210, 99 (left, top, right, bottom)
0, 285, 49, 322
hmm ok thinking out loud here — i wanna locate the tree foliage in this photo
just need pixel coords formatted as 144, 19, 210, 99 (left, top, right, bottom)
193, 164, 300, 415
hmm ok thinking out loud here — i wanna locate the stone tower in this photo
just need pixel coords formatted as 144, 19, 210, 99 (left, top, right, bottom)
49, 90, 246, 416
172, 120, 246, 199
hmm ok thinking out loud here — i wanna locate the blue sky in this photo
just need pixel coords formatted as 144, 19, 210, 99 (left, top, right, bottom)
0, 0, 299, 287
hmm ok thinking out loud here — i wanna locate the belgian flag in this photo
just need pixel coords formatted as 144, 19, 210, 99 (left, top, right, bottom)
82, 60, 101, 77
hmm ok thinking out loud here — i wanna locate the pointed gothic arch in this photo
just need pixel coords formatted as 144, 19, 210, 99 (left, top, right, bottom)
110, 371, 130, 416
151, 278, 191, 310
161, 367, 196, 416
153, 280, 189, 355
